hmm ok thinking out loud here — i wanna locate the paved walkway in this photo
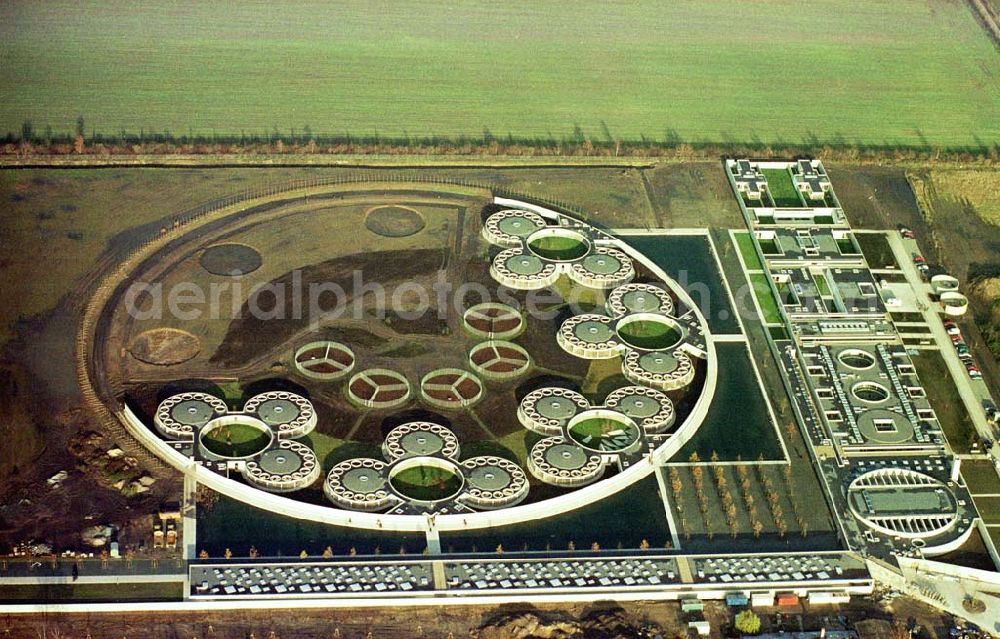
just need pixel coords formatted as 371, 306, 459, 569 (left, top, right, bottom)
0, 557, 185, 579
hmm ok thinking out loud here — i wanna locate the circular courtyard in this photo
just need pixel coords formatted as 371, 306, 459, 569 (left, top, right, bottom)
90, 182, 716, 531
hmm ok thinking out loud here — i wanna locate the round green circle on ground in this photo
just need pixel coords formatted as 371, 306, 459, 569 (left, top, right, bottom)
638, 352, 680, 374
342, 466, 386, 494
579, 253, 622, 275
498, 214, 544, 238
399, 430, 446, 456
505, 253, 545, 276
201, 420, 272, 458
613, 394, 661, 419
621, 290, 666, 313
199, 243, 262, 276
617, 316, 682, 350
365, 205, 426, 237
568, 411, 639, 453
527, 230, 589, 261
544, 443, 588, 470
390, 460, 463, 502
574, 320, 615, 344
536, 395, 581, 420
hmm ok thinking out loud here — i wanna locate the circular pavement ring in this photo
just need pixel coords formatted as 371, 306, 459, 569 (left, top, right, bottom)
95, 184, 719, 529
468, 341, 531, 381
347, 368, 412, 409
462, 302, 525, 340
420, 368, 484, 410
837, 348, 877, 371
856, 409, 916, 445
199, 243, 262, 276
294, 340, 356, 381
364, 205, 426, 237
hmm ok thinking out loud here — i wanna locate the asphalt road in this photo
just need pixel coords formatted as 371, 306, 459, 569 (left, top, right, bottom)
887, 232, 997, 457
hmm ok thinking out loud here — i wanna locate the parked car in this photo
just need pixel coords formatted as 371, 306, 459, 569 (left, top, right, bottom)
900, 227, 916, 239
913, 254, 926, 264
985, 403, 998, 424
957, 344, 970, 355
951, 333, 964, 344
946, 325, 961, 336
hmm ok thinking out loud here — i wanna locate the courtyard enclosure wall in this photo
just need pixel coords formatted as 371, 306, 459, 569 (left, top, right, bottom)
100, 191, 719, 532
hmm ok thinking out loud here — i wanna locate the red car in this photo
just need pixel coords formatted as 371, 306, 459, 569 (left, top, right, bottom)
913, 254, 926, 264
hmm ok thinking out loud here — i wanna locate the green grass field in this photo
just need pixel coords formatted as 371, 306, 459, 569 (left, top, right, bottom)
749, 273, 783, 324
0, 581, 183, 602
2, 1, 999, 146
762, 169, 805, 207
617, 318, 681, 350
390, 464, 463, 501
733, 232, 764, 271
201, 422, 271, 458
527, 234, 590, 260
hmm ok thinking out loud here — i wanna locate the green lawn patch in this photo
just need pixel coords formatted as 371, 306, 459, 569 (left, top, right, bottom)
813, 272, 832, 297
910, 350, 977, 454
390, 464, 463, 501
762, 169, 804, 207
750, 273, 782, 324
617, 317, 681, 350
527, 234, 589, 260
568, 416, 639, 452
0, 581, 183, 603
201, 422, 271, 457
734, 232, 764, 270
962, 459, 1000, 495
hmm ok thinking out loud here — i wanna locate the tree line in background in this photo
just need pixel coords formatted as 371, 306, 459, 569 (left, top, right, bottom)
4, 117, 1000, 164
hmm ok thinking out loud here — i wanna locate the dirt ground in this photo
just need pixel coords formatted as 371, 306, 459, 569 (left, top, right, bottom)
0, 600, 682, 639
643, 161, 744, 229
0, 594, 961, 639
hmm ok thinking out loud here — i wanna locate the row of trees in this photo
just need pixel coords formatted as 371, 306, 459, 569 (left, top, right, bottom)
669, 452, 812, 540
5, 117, 1000, 164
199, 538, 670, 559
